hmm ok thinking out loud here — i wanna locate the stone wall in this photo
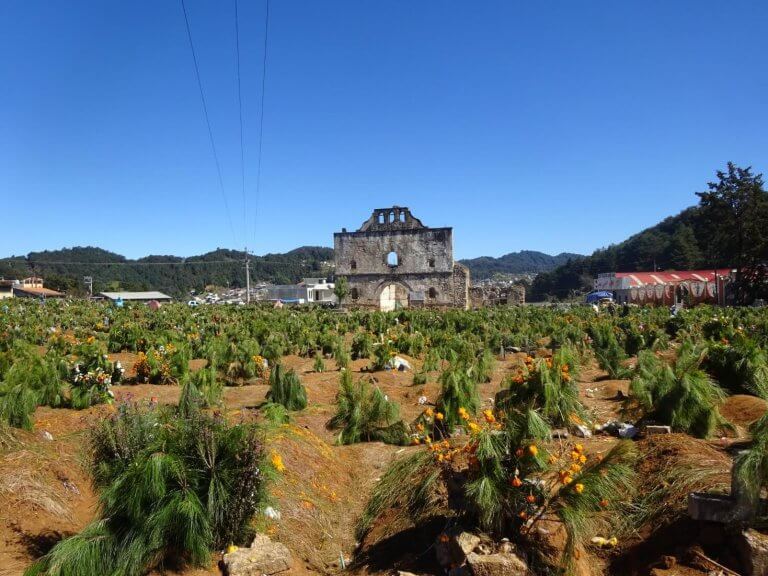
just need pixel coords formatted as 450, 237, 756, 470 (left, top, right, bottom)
333, 207, 469, 310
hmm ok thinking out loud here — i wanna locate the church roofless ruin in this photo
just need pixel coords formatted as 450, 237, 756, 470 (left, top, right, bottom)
334, 206, 470, 310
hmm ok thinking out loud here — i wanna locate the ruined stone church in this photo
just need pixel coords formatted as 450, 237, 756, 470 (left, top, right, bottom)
333, 206, 470, 310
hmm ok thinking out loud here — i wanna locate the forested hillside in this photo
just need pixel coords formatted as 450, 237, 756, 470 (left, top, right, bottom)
459, 250, 583, 279
531, 163, 768, 302
0, 246, 334, 297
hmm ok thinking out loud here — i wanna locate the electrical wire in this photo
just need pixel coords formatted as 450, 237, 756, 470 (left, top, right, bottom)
234, 0, 247, 246
180, 0, 238, 246
252, 0, 270, 248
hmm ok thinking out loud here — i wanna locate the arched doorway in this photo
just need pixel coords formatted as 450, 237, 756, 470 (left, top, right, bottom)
379, 283, 409, 311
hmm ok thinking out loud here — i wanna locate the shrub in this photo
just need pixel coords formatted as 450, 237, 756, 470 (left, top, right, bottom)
327, 371, 406, 445
496, 347, 585, 429
351, 332, 374, 360
28, 402, 266, 576
589, 322, 628, 379
267, 364, 307, 411
436, 354, 480, 434
629, 343, 729, 438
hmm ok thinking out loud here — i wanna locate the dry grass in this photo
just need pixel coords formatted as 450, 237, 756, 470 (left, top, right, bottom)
0, 450, 71, 520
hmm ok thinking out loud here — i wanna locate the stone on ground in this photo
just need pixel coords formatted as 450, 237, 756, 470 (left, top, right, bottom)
223, 533, 292, 576
466, 551, 529, 576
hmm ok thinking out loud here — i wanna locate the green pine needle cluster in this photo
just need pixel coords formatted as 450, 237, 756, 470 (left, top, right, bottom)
629, 341, 729, 438
27, 401, 266, 576
327, 371, 406, 445
267, 363, 307, 411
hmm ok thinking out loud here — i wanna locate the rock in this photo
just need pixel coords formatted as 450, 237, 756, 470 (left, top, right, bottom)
41, 431, 54, 441
645, 425, 672, 435
573, 425, 592, 438
223, 534, 292, 576
435, 529, 481, 568
551, 429, 569, 439
734, 529, 768, 576
466, 552, 529, 576
456, 532, 482, 556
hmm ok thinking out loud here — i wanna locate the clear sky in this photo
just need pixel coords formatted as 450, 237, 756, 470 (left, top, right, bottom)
2, 1, 767, 260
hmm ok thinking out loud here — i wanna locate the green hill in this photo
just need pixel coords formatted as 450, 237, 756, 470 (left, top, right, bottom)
0, 246, 334, 297
530, 163, 768, 302
459, 251, 583, 279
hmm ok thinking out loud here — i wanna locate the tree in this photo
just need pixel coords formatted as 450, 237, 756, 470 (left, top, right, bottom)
334, 276, 349, 308
696, 163, 768, 303
668, 224, 702, 270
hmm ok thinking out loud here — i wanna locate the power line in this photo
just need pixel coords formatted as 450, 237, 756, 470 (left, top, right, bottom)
25, 260, 242, 266
180, 0, 237, 246
252, 0, 270, 248
234, 0, 247, 245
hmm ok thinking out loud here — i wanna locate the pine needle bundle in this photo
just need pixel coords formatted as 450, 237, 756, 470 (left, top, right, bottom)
27, 402, 266, 576
629, 342, 729, 438
267, 363, 307, 411
327, 371, 406, 445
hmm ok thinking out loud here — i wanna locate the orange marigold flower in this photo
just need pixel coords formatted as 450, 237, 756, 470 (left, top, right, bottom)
511, 476, 523, 488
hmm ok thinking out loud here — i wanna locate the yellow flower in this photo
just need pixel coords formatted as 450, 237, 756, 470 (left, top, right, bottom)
574, 483, 584, 494
435, 412, 444, 421
270, 451, 285, 473
468, 422, 481, 434
574, 443, 584, 453
483, 409, 495, 424
562, 475, 573, 485
226, 544, 239, 554
425, 408, 434, 418
528, 445, 538, 457
579, 454, 587, 464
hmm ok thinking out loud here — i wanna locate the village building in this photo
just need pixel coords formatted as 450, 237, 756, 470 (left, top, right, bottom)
594, 269, 733, 306
334, 206, 470, 310
260, 278, 337, 305
98, 291, 173, 304
0, 277, 65, 299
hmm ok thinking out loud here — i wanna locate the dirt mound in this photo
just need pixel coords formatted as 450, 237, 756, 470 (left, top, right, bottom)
610, 434, 732, 576
720, 394, 767, 429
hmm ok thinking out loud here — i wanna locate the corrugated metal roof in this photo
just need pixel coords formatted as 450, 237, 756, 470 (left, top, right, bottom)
99, 291, 172, 301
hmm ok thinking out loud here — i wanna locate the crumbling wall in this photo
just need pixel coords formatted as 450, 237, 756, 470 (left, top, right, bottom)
333, 207, 470, 310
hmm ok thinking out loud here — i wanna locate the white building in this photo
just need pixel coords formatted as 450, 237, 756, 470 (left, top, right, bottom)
262, 278, 337, 305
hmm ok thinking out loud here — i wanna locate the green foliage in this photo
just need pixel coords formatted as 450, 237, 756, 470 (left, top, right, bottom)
313, 352, 325, 373
333, 276, 349, 307
436, 355, 480, 433
327, 371, 406, 445
0, 347, 68, 429
261, 402, 291, 425
351, 331, 374, 360
629, 343, 729, 438
589, 322, 628, 379
496, 347, 585, 429
29, 402, 266, 576
3, 246, 334, 297
267, 363, 307, 411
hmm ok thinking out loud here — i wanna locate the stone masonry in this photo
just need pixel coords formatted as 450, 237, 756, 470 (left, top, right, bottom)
334, 206, 470, 310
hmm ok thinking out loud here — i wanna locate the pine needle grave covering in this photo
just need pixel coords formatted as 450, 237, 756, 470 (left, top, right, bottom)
27, 402, 267, 576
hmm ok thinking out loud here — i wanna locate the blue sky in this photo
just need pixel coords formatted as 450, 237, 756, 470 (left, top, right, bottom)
2, 1, 767, 260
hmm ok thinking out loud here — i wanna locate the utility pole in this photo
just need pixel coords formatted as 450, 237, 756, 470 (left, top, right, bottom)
84, 276, 93, 298
245, 248, 251, 304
